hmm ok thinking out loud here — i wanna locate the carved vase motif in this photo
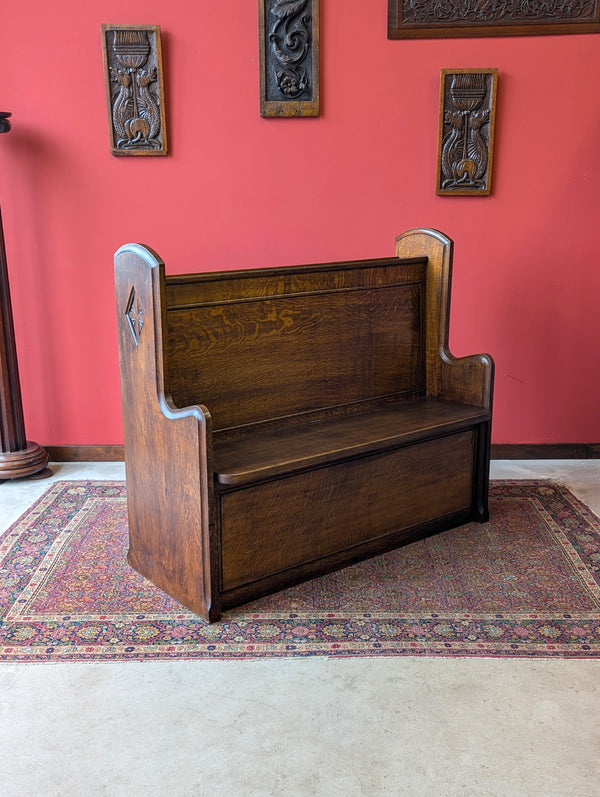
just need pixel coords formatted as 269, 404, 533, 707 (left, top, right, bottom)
101, 25, 167, 156
437, 70, 498, 196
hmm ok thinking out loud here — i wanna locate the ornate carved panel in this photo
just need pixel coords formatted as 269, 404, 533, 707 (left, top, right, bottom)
259, 0, 320, 117
388, 0, 600, 38
126, 287, 145, 346
101, 25, 167, 156
437, 69, 498, 197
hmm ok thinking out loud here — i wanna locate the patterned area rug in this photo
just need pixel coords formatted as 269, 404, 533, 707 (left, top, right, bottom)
1, 480, 599, 661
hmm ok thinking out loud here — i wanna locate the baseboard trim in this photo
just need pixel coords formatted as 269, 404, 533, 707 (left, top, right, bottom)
45, 443, 600, 462
491, 443, 600, 460
45, 446, 126, 462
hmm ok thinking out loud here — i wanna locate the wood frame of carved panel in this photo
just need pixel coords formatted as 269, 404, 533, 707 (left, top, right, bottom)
259, 0, 320, 117
436, 69, 498, 198
388, 1, 600, 39
101, 24, 168, 156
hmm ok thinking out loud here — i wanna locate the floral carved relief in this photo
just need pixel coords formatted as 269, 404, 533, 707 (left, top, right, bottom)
259, 0, 320, 117
389, 0, 600, 37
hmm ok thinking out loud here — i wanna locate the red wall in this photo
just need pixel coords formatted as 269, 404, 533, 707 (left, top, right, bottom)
2, 2, 599, 446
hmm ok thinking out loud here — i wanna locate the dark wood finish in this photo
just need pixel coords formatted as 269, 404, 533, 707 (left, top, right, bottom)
114, 228, 494, 621
388, 0, 600, 39
0, 112, 49, 480
259, 0, 320, 117
220, 432, 474, 596
165, 258, 427, 430
437, 69, 498, 197
214, 399, 489, 485
101, 25, 167, 156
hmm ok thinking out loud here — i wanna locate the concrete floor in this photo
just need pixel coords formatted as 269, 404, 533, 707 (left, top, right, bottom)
1, 461, 600, 796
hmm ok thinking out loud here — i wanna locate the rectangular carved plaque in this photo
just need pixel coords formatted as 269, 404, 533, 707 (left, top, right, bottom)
437, 69, 498, 197
101, 24, 167, 156
259, 0, 320, 117
388, 1, 600, 38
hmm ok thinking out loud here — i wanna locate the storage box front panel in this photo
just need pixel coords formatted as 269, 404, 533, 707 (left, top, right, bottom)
220, 431, 474, 590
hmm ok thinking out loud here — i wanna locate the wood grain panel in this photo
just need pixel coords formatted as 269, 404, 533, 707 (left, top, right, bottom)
220, 431, 474, 590
167, 282, 426, 431
164, 258, 426, 307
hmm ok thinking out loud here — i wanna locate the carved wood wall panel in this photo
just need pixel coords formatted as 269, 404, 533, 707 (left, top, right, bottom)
101, 25, 167, 156
437, 69, 498, 197
259, 0, 320, 117
388, 1, 600, 38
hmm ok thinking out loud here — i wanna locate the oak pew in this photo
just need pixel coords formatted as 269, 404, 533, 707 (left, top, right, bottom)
114, 228, 494, 621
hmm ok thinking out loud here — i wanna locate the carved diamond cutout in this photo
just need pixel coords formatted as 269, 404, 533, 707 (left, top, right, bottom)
125, 287, 145, 346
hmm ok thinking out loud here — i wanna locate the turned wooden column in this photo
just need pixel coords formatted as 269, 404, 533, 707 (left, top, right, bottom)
0, 112, 49, 479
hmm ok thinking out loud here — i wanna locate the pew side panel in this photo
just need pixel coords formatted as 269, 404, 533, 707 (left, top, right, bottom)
114, 244, 220, 621
396, 228, 494, 522
395, 228, 494, 409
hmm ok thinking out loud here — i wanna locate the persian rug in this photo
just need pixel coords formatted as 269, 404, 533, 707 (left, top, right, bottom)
1, 480, 600, 662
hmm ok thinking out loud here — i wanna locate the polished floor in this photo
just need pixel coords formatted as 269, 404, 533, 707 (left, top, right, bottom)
1, 461, 600, 796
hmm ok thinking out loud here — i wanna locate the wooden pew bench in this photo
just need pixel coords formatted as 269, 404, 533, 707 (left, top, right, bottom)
114, 228, 494, 621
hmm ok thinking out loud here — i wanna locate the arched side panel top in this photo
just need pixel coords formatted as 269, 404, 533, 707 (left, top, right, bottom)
114, 243, 167, 419
114, 243, 213, 424
395, 228, 493, 410
114, 244, 169, 409
395, 228, 453, 398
